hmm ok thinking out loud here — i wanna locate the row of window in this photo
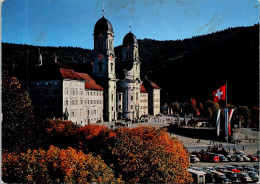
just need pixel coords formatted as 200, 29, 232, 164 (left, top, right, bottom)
71, 109, 102, 117
34, 89, 58, 95
140, 99, 148, 103
64, 88, 102, 96
33, 81, 58, 86
65, 99, 103, 106
34, 99, 58, 106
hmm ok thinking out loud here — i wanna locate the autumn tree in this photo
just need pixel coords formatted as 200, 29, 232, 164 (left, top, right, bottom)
44, 119, 80, 149
171, 101, 180, 114
204, 100, 220, 118
235, 106, 252, 127
107, 126, 192, 183
250, 107, 259, 128
2, 146, 121, 183
2, 69, 42, 152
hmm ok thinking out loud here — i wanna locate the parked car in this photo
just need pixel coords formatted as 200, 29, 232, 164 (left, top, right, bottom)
224, 165, 241, 173
190, 155, 200, 163
203, 167, 216, 173
237, 172, 253, 183
232, 164, 243, 172
247, 171, 259, 182
191, 167, 203, 172
212, 171, 231, 183
204, 152, 219, 162
218, 154, 228, 162
242, 164, 255, 171
241, 155, 250, 162
226, 154, 236, 162
215, 166, 226, 172
234, 154, 244, 162
221, 170, 239, 183
248, 154, 258, 162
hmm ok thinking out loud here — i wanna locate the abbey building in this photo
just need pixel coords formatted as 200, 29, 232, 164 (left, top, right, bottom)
28, 15, 160, 124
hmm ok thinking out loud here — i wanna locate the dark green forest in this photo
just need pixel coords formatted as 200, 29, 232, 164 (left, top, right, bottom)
2, 24, 259, 106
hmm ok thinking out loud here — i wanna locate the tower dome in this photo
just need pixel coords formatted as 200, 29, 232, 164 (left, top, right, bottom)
94, 17, 113, 33
123, 32, 138, 45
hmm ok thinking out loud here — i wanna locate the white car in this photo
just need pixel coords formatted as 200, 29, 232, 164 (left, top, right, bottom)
190, 155, 200, 163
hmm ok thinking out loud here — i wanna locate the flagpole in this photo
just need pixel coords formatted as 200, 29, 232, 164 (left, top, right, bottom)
226, 82, 228, 152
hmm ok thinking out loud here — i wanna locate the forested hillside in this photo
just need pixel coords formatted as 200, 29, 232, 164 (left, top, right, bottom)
3, 24, 259, 106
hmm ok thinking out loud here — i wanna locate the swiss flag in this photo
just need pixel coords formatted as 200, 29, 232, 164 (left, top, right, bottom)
213, 85, 226, 102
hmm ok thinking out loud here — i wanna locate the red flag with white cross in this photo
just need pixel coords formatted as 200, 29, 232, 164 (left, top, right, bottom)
213, 85, 226, 102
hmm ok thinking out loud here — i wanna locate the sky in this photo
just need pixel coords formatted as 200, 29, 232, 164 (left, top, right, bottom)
2, 0, 259, 49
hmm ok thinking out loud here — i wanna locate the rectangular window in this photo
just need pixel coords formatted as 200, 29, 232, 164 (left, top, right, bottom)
54, 81, 58, 85
119, 94, 122, 101
36, 82, 39, 86
136, 92, 138, 100
44, 89, 48, 95
131, 105, 133, 109
131, 96, 133, 101
53, 89, 58, 95
111, 94, 113, 101
45, 82, 48, 86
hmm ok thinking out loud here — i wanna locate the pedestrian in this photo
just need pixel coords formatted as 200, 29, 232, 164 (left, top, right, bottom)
243, 146, 245, 151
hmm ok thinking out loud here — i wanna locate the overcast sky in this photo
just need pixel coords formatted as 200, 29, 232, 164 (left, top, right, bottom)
2, 0, 259, 49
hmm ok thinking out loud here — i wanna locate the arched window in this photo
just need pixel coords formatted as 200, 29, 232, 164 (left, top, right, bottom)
126, 51, 130, 60
99, 41, 103, 51
110, 63, 113, 72
99, 63, 102, 72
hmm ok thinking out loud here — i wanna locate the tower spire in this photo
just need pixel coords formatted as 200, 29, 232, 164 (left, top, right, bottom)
129, 20, 132, 32
102, 4, 105, 17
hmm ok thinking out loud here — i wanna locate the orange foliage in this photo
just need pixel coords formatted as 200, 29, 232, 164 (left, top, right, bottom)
2, 146, 121, 183
77, 124, 115, 155
110, 126, 192, 183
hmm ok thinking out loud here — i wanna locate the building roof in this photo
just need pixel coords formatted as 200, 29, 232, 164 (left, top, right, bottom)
94, 17, 113, 33
60, 68, 84, 80
123, 32, 138, 45
77, 72, 104, 91
142, 78, 161, 92
150, 81, 160, 89
140, 84, 148, 93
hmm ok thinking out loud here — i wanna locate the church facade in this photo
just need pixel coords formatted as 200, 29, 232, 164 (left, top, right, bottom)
28, 15, 160, 124
92, 16, 160, 122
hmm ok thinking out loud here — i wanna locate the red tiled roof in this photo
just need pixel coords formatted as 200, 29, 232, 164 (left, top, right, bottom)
140, 84, 148, 93
60, 68, 83, 80
77, 72, 104, 91
149, 80, 160, 89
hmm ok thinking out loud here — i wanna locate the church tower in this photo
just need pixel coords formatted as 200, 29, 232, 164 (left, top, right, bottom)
93, 13, 117, 122
119, 29, 141, 120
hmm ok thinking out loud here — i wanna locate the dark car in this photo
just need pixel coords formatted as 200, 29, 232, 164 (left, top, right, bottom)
247, 171, 259, 182
242, 164, 255, 171
248, 154, 258, 162
237, 173, 253, 183
226, 154, 236, 162
222, 171, 239, 183
219, 154, 228, 162
234, 154, 243, 162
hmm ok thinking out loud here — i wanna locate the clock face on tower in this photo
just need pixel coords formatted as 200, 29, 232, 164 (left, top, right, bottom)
97, 53, 104, 60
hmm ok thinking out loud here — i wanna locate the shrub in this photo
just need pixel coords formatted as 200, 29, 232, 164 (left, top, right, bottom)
2, 146, 121, 183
